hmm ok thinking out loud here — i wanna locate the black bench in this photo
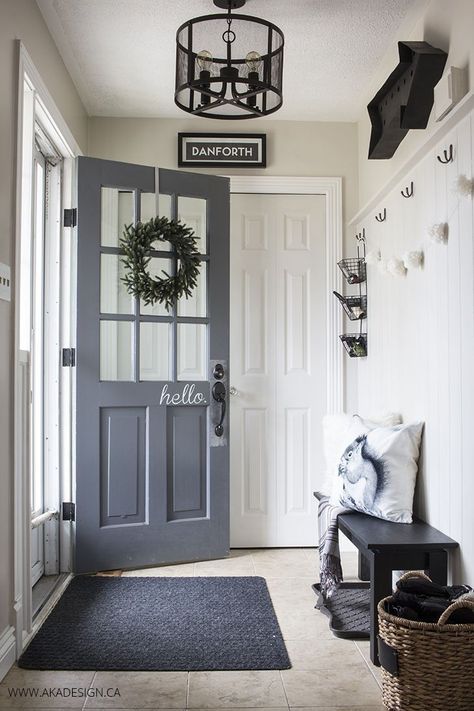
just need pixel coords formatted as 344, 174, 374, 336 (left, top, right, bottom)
313, 492, 458, 665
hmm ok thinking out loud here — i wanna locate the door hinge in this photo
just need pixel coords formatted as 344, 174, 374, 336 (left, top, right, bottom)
62, 347, 76, 367
63, 208, 77, 227
62, 502, 75, 522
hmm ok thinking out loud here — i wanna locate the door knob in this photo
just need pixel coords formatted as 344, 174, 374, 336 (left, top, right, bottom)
212, 381, 226, 437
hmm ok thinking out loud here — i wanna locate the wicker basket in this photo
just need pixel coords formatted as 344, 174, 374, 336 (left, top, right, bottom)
378, 572, 474, 711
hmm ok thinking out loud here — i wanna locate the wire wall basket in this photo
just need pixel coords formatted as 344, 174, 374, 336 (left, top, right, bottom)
340, 333, 368, 358
333, 292, 367, 321
337, 257, 367, 285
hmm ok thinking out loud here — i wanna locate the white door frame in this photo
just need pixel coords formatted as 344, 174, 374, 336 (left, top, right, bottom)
12, 42, 82, 664
228, 176, 344, 415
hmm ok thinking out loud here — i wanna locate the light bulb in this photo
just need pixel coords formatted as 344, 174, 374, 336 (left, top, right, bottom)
197, 50, 213, 72
245, 51, 262, 73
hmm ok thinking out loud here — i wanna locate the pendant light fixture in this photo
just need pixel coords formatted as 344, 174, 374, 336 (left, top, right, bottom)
175, 0, 284, 119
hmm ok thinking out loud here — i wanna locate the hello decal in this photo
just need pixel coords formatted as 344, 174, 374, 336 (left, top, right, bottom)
159, 383, 207, 406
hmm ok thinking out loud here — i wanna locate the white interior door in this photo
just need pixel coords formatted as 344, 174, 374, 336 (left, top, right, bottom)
230, 194, 326, 547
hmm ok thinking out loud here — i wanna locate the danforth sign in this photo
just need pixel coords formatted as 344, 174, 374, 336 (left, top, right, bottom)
178, 133, 266, 168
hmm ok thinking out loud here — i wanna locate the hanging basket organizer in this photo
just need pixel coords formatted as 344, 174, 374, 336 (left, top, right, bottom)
340, 333, 367, 358
337, 257, 367, 284
378, 571, 474, 711
333, 292, 367, 321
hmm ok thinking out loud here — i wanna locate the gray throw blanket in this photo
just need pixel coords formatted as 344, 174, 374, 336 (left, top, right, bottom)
317, 493, 348, 598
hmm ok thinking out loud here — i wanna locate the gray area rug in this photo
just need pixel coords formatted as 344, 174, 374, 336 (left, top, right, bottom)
19, 576, 291, 671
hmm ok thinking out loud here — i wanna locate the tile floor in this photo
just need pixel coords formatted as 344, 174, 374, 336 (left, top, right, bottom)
0, 550, 384, 710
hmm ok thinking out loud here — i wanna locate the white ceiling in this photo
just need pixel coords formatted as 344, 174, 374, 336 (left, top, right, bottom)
37, 0, 419, 122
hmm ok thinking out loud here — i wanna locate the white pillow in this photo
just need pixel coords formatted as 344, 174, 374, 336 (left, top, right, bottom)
320, 412, 402, 495
329, 422, 424, 523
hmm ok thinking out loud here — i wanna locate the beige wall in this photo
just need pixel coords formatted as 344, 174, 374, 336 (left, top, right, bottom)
0, 0, 87, 637
89, 117, 360, 407
357, 0, 474, 208
88, 116, 359, 222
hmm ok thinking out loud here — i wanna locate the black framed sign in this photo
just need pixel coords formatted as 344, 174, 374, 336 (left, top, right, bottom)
178, 133, 266, 168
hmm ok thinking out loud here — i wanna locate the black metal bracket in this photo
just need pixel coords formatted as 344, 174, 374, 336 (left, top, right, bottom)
401, 181, 414, 198
63, 208, 77, 227
214, 0, 246, 8
356, 228, 366, 243
437, 144, 454, 164
62, 502, 76, 522
62, 348, 76, 367
375, 208, 387, 223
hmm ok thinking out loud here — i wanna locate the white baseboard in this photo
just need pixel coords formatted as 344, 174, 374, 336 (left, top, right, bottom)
0, 627, 16, 683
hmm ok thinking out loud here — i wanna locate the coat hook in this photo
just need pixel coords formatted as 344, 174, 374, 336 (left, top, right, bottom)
375, 208, 386, 223
401, 181, 414, 198
437, 144, 453, 164
356, 228, 366, 243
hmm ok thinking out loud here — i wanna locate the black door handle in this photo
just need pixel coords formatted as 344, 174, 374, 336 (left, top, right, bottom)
212, 381, 226, 437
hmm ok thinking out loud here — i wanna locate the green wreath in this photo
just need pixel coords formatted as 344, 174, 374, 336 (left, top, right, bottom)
120, 216, 200, 311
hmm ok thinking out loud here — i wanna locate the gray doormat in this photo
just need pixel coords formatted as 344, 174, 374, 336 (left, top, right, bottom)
313, 582, 370, 639
19, 576, 291, 671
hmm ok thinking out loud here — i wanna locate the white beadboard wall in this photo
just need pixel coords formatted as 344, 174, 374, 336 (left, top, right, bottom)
353, 109, 474, 585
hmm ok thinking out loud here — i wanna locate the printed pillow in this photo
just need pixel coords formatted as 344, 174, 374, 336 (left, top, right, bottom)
320, 412, 402, 495
329, 422, 424, 523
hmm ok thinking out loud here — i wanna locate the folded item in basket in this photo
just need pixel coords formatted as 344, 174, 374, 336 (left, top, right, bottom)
387, 587, 474, 624
396, 576, 472, 600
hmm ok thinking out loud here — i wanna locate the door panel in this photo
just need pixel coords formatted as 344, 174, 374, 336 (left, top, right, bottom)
99, 407, 147, 526
75, 157, 229, 573
230, 194, 326, 547
166, 406, 207, 520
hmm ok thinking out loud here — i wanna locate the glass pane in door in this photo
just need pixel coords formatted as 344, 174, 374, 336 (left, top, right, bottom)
177, 323, 207, 381
31, 159, 45, 518
140, 322, 171, 380
100, 321, 134, 381
141, 192, 172, 251
177, 261, 207, 317
141, 192, 172, 221
100, 254, 134, 314
140, 257, 173, 316
101, 188, 134, 247
178, 196, 207, 253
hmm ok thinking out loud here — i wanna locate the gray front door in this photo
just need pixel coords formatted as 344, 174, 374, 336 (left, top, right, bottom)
74, 157, 229, 573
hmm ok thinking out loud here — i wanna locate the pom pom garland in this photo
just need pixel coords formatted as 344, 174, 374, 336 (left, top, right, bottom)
452, 174, 474, 198
386, 257, 407, 277
365, 249, 381, 265
403, 250, 424, 269
428, 222, 448, 245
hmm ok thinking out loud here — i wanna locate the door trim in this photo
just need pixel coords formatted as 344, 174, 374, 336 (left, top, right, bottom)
228, 176, 344, 413
13, 42, 82, 663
